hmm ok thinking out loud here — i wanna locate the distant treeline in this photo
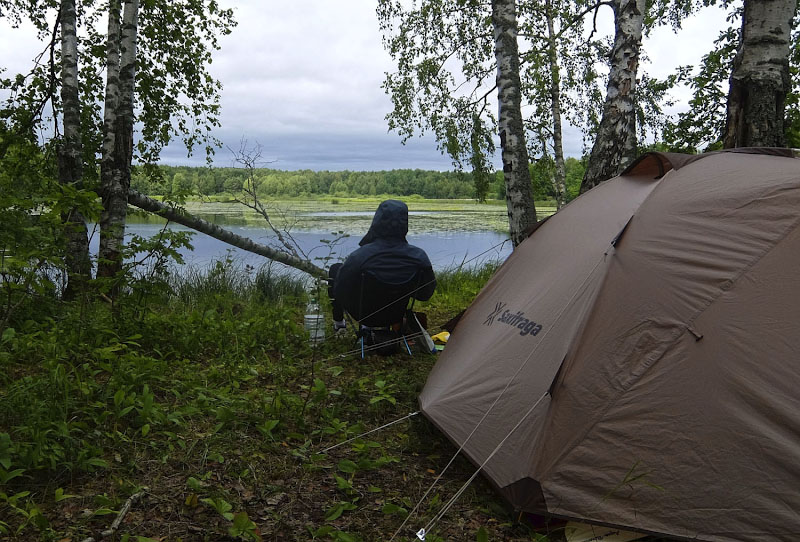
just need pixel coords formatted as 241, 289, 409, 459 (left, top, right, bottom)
131, 157, 587, 201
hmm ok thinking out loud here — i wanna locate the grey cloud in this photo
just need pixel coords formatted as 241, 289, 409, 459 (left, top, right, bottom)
159, 130, 459, 172
1, 1, 732, 173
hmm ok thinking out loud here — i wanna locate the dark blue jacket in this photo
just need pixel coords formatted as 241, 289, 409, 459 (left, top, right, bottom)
333, 200, 436, 311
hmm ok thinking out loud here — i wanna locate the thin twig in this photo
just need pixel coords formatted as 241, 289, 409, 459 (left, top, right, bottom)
228, 139, 307, 260
80, 487, 148, 542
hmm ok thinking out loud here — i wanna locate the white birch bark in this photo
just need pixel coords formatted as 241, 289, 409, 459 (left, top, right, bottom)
492, 0, 537, 247
100, 0, 121, 172
723, 0, 796, 148
99, 0, 138, 284
58, 0, 92, 298
580, 0, 646, 193
545, 0, 567, 209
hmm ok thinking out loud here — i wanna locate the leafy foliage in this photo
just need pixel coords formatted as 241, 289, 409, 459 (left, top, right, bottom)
133, 164, 499, 200
662, 21, 740, 152
0, 123, 100, 333
1, 0, 237, 190
0, 248, 555, 539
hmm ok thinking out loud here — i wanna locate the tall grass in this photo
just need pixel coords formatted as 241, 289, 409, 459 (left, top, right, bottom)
171, 257, 308, 307
424, 260, 501, 325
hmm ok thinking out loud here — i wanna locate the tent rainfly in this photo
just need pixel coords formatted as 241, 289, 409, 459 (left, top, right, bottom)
420, 148, 800, 542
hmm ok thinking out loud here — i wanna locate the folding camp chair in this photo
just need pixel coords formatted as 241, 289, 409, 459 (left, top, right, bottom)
351, 270, 423, 358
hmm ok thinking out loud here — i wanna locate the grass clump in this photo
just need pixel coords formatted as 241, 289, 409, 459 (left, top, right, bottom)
424, 261, 502, 324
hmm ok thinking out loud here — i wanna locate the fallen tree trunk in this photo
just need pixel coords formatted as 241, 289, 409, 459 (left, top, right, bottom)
127, 190, 327, 279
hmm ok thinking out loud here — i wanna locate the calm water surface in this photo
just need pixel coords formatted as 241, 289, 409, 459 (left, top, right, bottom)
114, 203, 515, 273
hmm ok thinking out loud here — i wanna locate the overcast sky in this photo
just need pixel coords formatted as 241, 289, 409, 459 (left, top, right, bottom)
1, 1, 732, 171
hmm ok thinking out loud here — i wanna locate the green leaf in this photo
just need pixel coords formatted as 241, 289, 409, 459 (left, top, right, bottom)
382, 502, 408, 517
324, 501, 357, 521
232, 511, 253, 529
0, 468, 25, 484
54, 488, 77, 502
229, 511, 258, 538
1, 328, 15, 343
186, 477, 205, 491
477, 526, 488, 542
256, 419, 279, 439
201, 497, 233, 521
94, 494, 114, 507
93, 508, 116, 516
337, 459, 358, 474
313, 525, 334, 537
334, 475, 352, 491
141, 424, 151, 437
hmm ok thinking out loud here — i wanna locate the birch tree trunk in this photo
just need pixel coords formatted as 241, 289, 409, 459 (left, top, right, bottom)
98, 0, 138, 286
723, 0, 796, 148
580, 0, 646, 193
58, 0, 92, 299
127, 191, 327, 279
492, 0, 537, 247
99, 0, 121, 194
545, 0, 567, 209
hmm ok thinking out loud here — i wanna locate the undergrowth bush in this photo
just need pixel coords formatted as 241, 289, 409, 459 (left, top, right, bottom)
0, 258, 310, 473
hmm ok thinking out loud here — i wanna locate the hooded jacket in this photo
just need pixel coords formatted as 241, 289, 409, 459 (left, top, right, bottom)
333, 200, 436, 314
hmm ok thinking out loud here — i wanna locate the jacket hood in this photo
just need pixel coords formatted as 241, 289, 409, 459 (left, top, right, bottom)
359, 199, 409, 246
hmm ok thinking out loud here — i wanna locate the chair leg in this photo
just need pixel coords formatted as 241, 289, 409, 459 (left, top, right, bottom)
402, 335, 412, 355
360, 336, 365, 359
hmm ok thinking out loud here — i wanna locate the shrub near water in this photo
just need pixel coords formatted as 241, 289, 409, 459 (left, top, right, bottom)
0, 259, 549, 541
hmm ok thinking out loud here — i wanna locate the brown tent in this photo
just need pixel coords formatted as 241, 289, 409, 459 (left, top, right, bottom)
420, 148, 800, 541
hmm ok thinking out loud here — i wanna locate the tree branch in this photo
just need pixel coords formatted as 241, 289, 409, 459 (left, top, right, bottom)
80, 488, 148, 542
587, 0, 614, 43
127, 190, 327, 279
557, 1, 614, 41
228, 140, 308, 261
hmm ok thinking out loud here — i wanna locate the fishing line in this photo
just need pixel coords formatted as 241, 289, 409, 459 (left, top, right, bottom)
330, 237, 511, 331
304, 237, 511, 366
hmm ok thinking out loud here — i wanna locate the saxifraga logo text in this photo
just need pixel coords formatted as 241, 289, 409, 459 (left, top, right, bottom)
484, 301, 543, 337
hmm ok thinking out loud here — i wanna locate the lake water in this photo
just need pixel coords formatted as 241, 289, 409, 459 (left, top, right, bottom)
109, 202, 520, 273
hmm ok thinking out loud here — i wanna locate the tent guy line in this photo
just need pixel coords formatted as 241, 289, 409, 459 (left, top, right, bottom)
321, 411, 420, 454
390, 242, 616, 541
416, 390, 551, 541
420, 149, 800, 541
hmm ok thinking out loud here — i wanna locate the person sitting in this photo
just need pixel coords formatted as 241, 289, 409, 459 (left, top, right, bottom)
327, 199, 436, 334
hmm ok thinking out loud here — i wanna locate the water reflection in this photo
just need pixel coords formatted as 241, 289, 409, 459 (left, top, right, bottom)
113, 222, 511, 272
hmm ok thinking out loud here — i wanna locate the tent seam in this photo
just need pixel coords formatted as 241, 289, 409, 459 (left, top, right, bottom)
539, 191, 800, 489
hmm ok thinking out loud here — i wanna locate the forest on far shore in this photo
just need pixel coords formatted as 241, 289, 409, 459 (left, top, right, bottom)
132, 156, 588, 203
